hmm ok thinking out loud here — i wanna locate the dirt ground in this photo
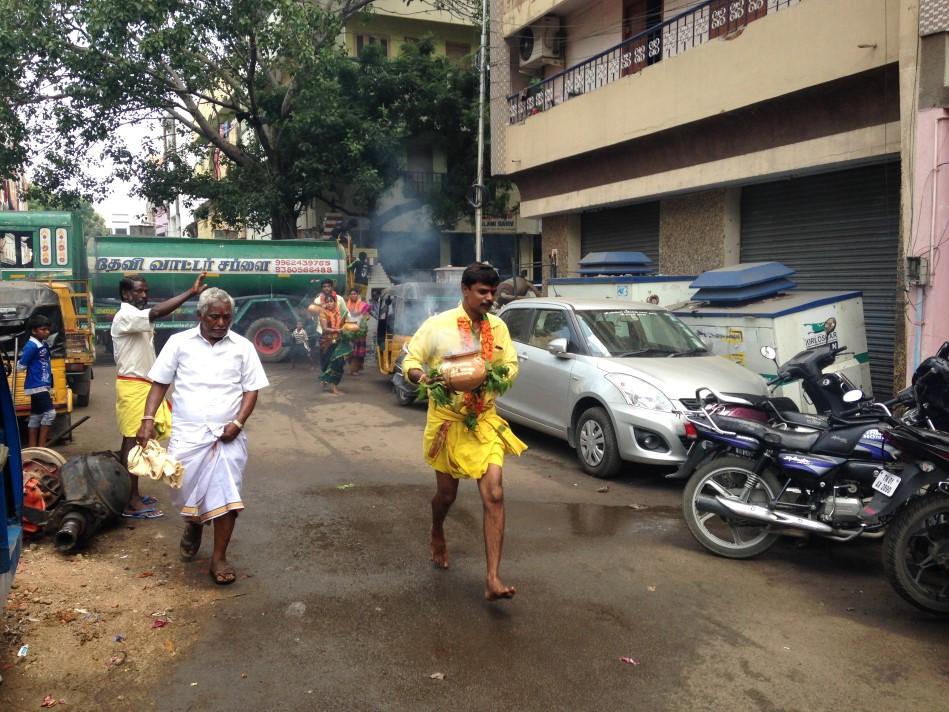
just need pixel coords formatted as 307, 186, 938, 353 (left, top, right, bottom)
1, 372, 217, 711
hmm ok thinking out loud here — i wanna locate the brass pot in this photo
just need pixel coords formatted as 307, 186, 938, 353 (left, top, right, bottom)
441, 350, 486, 392
342, 322, 360, 333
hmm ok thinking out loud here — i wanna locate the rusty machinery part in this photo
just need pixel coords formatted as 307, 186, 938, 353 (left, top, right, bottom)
20, 447, 67, 479
45, 452, 132, 552
495, 276, 539, 307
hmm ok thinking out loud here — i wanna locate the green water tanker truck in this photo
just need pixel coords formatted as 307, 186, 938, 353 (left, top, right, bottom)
91, 235, 347, 361
1, 211, 348, 363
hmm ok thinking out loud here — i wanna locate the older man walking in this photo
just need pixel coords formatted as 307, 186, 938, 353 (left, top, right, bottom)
112, 272, 206, 517
136, 288, 269, 585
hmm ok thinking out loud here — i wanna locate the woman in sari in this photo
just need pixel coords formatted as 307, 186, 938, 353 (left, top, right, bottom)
345, 287, 371, 376
319, 294, 352, 395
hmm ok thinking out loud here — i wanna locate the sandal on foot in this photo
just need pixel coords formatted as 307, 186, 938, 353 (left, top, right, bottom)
180, 525, 203, 561
209, 561, 237, 585
121, 508, 164, 519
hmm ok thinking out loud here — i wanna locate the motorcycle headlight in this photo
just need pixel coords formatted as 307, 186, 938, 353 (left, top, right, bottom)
604, 373, 674, 412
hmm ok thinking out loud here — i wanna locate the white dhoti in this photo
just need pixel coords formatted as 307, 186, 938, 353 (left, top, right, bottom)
169, 424, 248, 523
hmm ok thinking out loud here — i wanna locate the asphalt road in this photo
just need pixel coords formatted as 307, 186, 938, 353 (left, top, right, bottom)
66, 364, 949, 711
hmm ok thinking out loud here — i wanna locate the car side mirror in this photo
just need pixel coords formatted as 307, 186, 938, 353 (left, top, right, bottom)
547, 337, 570, 357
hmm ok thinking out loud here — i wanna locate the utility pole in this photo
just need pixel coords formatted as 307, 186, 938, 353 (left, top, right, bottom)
474, 0, 488, 262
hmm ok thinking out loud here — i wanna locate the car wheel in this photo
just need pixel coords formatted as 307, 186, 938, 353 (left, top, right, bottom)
575, 407, 622, 479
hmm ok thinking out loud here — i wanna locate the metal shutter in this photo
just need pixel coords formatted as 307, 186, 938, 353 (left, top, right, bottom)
581, 202, 661, 265
741, 162, 900, 397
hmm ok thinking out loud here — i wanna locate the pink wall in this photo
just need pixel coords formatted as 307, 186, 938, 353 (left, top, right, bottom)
907, 107, 949, 380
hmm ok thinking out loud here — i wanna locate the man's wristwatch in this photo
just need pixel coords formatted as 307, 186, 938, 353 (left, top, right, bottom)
230, 419, 244, 429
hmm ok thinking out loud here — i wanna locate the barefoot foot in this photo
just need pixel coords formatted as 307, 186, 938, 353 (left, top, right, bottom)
485, 577, 516, 601
430, 527, 449, 569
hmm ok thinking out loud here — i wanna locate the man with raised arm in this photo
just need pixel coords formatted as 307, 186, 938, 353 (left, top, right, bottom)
112, 272, 206, 517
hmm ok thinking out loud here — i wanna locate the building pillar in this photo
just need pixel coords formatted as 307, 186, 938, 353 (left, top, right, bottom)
439, 234, 452, 266
658, 189, 735, 275
723, 187, 741, 266
540, 213, 581, 284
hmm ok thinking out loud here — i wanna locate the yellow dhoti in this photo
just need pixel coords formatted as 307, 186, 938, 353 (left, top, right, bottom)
116, 376, 172, 439
423, 405, 526, 479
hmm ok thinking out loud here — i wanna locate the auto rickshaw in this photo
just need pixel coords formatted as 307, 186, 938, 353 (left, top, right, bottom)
0, 282, 74, 442
375, 282, 460, 375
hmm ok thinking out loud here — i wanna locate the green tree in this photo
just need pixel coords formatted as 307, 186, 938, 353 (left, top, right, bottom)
0, 0, 491, 239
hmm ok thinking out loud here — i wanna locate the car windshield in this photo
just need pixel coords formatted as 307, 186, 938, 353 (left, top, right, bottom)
575, 308, 706, 357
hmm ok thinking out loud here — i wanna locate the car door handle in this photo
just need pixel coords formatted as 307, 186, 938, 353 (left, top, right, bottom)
518, 353, 529, 361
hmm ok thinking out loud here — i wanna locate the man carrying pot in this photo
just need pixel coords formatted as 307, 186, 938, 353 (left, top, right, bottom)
403, 262, 526, 601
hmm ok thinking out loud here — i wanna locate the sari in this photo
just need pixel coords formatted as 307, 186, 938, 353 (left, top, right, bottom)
345, 297, 371, 359
319, 299, 352, 385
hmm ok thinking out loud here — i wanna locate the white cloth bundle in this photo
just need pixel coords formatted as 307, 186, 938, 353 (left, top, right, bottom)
127, 439, 185, 489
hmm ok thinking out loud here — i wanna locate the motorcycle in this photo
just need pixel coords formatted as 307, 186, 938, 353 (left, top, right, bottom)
669, 343, 892, 478
676, 350, 949, 614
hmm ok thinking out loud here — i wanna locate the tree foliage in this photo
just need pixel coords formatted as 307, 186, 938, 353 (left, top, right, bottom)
27, 191, 109, 238
0, 0, 499, 238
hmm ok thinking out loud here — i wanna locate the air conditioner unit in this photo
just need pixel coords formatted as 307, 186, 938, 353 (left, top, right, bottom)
518, 16, 564, 71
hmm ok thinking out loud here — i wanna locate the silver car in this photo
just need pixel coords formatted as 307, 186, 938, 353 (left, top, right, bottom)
495, 298, 768, 478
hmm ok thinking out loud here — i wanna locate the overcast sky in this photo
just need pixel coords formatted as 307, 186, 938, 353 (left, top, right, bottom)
90, 119, 193, 230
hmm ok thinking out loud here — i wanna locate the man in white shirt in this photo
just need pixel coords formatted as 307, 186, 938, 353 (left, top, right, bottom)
111, 272, 206, 517
137, 288, 269, 585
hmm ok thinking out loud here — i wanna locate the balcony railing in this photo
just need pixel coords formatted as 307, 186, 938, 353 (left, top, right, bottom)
507, 0, 800, 124
401, 170, 446, 196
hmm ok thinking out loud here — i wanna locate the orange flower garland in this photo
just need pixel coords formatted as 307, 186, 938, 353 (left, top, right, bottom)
457, 315, 494, 361
457, 315, 494, 420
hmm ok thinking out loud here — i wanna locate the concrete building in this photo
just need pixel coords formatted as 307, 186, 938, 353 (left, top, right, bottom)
492, 0, 946, 397
296, 0, 541, 281
1, 175, 29, 211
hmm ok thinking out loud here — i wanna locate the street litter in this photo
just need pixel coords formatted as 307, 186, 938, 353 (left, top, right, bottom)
164, 639, 176, 655
138, 571, 155, 578
647, 586, 656, 592
596, 486, 609, 493
190, 682, 198, 687
285, 601, 306, 617
627, 504, 647, 510
41, 695, 65, 708
336, 483, 356, 490
108, 651, 127, 668
151, 618, 169, 629
17, 645, 29, 657
114, 633, 125, 642
429, 672, 446, 680
620, 656, 640, 666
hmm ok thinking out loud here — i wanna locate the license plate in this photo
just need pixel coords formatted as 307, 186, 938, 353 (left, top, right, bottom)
872, 471, 901, 497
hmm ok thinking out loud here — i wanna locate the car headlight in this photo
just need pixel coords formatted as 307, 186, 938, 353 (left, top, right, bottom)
604, 373, 674, 412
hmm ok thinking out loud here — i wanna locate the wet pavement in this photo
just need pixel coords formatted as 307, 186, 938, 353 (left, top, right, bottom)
74, 365, 949, 710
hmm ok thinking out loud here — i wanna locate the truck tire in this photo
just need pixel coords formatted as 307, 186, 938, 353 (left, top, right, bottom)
245, 318, 291, 362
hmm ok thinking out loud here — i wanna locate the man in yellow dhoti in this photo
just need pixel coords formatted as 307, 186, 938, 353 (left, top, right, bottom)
112, 272, 206, 517
404, 262, 526, 601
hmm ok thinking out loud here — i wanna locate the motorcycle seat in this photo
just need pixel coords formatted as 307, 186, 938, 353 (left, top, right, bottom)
722, 393, 798, 411
776, 410, 830, 430
713, 415, 822, 451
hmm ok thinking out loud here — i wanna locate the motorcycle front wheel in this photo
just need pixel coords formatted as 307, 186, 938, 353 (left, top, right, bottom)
682, 455, 781, 559
883, 493, 949, 615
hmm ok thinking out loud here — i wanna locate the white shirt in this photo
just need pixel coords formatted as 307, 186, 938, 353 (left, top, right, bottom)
110, 302, 156, 379
148, 327, 269, 439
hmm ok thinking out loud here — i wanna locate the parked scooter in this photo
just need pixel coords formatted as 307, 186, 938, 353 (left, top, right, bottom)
676, 351, 949, 614
669, 343, 892, 478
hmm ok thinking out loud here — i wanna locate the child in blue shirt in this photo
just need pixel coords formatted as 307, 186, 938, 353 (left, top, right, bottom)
18, 314, 56, 447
